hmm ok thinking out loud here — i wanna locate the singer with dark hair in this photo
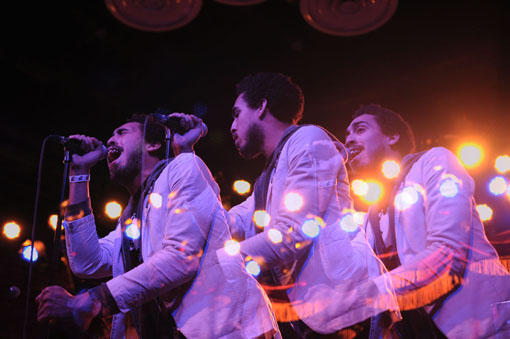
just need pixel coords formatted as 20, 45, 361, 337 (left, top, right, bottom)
174, 73, 400, 337
36, 113, 279, 338
345, 104, 510, 338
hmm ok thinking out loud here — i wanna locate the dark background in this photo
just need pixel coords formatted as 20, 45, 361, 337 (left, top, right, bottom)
1, 1, 509, 337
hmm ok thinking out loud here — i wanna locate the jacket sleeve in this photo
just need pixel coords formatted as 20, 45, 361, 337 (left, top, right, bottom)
105, 153, 217, 313
379, 147, 475, 310
228, 194, 256, 242
237, 126, 348, 269
64, 213, 117, 279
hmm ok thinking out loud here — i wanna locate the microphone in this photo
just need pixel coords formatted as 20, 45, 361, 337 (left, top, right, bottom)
4, 286, 20, 300
49, 135, 107, 159
150, 114, 208, 136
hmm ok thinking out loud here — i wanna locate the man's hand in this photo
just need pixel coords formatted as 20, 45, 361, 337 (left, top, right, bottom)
67, 135, 105, 175
36, 286, 101, 330
170, 113, 207, 155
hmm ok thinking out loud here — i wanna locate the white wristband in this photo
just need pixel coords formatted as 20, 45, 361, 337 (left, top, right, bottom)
69, 174, 90, 183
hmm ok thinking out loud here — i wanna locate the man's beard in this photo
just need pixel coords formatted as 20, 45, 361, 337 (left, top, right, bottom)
109, 146, 143, 187
238, 123, 264, 159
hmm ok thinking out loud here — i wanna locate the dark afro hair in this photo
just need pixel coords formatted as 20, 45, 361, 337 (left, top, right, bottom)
236, 72, 304, 124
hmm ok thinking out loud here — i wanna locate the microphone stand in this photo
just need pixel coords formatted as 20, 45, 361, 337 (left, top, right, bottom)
165, 127, 173, 163
45, 149, 73, 339
49, 149, 71, 284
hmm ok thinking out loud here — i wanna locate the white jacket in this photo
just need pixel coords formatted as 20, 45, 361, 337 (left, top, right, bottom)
226, 125, 399, 334
64, 153, 279, 338
368, 147, 510, 338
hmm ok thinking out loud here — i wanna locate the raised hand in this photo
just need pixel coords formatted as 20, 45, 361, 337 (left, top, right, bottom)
169, 113, 207, 155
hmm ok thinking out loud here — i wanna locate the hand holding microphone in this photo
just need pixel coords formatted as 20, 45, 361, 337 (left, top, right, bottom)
150, 112, 208, 137
151, 113, 207, 155
50, 135, 107, 172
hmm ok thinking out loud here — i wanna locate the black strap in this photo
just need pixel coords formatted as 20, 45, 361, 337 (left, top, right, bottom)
368, 150, 446, 338
368, 151, 427, 270
253, 124, 347, 224
118, 159, 176, 338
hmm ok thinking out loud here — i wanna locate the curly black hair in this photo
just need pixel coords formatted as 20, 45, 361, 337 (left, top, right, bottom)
126, 113, 167, 160
236, 72, 304, 124
353, 104, 416, 155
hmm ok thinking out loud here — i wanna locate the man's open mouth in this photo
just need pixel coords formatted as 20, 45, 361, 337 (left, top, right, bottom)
347, 145, 362, 162
107, 147, 122, 165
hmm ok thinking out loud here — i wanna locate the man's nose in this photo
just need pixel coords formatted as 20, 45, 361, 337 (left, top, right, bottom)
107, 135, 116, 147
345, 135, 356, 148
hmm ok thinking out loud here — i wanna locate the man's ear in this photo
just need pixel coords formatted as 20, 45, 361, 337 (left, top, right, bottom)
257, 99, 268, 120
146, 142, 162, 154
388, 133, 400, 146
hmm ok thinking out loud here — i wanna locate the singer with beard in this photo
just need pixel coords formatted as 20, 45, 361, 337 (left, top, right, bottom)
174, 73, 400, 338
36, 113, 279, 338
345, 104, 510, 338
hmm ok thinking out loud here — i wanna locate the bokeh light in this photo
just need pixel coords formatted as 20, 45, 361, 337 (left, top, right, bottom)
301, 219, 321, 238
253, 210, 271, 228
3, 222, 21, 240
457, 143, 483, 169
476, 204, 493, 222
394, 186, 420, 211
233, 180, 251, 195
224, 239, 240, 256
353, 211, 366, 226
495, 155, 510, 174
439, 178, 459, 198
125, 223, 140, 240
105, 201, 122, 219
284, 192, 304, 212
149, 193, 163, 208
22, 245, 38, 262
48, 214, 58, 230
351, 179, 368, 196
267, 229, 283, 244
382, 160, 400, 179
339, 213, 358, 232
362, 181, 383, 204
246, 260, 261, 276
489, 176, 508, 196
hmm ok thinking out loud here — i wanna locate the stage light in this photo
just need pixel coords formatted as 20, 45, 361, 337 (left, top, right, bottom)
149, 193, 162, 208
268, 229, 283, 244
439, 178, 459, 198
362, 181, 383, 204
339, 213, 358, 232
233, 180, 251, 195
476, 204, 493, 222
105, 201, 122, 219
394, 186, 420, 211
246, 260, 261, 276
253, 210, 271, 228
3, 222, 21, 240
105, 0, 203, 32
382, 160, 400, 179
301, 219, 321, 238
224, 239, 240, 256
351, 179, 369, 196
125, 223, 140, 240
495, 155, 510, 174
20, 240, 45, 262
284, 192, 304, 212
353, 211, 366, 226
22, 245, 38, 262
48, 214, 60, 231
457, 143, 483, 169
489, 176, 508, 196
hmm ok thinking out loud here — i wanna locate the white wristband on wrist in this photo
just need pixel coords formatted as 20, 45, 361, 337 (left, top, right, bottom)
69, 174, 90, 183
